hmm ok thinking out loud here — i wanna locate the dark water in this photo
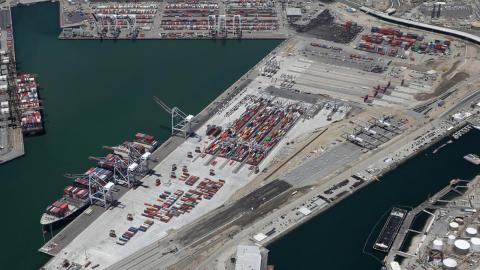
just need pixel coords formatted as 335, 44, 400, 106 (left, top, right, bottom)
1, 3, 281, 269
268, 129, 480, 270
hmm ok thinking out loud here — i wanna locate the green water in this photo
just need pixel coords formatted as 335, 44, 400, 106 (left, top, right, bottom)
268, 129, 480, 269
1, 3, 281, 269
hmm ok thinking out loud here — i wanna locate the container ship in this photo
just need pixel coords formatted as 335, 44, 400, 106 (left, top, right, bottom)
40, 167, 113, 227
40, 133, 158, 227
16, 73, 44, 135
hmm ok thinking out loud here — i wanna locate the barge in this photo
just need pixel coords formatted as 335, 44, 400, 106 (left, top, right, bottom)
464, 154, 480, 165
373, 207, 408, 252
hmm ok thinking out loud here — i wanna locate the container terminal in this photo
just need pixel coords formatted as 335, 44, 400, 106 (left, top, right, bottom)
0, 6, 45, 164
0, 7, 24, 164
27, 1, 480, 269
383, 175, 480, 270
40, 132, 158, 228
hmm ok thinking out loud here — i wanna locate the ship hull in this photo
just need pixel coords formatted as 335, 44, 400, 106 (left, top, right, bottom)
41, 202, 90, 228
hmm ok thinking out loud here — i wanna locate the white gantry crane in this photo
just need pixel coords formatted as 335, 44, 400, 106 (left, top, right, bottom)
153, 96, 194, 138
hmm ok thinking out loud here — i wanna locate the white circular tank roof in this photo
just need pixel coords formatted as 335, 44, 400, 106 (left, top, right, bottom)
471, 237, 480, 245
448, 235, 456, 240
466, 227, 478, 235
443, 258, 458, 267
454, 239, 470, 250
449, 222, 459, 229
433, 239, 443, 246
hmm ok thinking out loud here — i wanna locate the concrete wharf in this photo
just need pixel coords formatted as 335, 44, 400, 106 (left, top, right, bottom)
39, 41, 282, 257
385, 183, 455, 269
0, 6, 24, 164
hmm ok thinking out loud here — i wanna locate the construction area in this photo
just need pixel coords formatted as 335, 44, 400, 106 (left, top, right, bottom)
395, 0, 480, 36
34, 1, 480, 270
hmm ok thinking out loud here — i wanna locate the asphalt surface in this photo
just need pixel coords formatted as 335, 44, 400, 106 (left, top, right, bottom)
281, 142, 363, 186
177, 179, 292, 246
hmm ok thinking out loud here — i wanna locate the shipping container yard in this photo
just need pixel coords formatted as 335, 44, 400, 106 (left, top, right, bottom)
356, 25, 451, 58
0, 7, 25, 164
59, 0, 288, 39
204, 96, 306, 167
36, 2, 480, 268
40, 59, 351, 267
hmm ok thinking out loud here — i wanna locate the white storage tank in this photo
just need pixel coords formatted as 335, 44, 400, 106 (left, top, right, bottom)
466, 226, 478, 237
442, 258, 458, 270
449, 222, 459, 230
447, 234, 456, 245
432, 239, 444, 251
471, 237, 480, 252
454, 239, 470, 254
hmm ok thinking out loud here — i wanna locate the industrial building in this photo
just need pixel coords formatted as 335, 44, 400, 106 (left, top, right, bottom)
235, 245, 262, 270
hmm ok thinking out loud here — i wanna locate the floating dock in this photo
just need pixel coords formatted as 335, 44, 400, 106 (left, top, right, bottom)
373, 207, 407, 252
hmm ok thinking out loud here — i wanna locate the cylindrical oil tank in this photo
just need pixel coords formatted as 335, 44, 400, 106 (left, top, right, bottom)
466, 227, 478, 237
432, 239, 444, 251
448, 235, 456, 245
454, 239, 470, 255
449, 222, 459, 230
471, 237, 480, 252
442, 258, 458, 270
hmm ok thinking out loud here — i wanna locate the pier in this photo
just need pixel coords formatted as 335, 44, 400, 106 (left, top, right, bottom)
58, 0, 291, 40
39, 40, 282, 258
384, 176, 480, 270
385, 183, 455, 269
0, 7, 24, 164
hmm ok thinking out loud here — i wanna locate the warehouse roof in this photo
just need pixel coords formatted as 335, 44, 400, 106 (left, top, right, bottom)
286, 7, 302, 17
235, 245, 262, 270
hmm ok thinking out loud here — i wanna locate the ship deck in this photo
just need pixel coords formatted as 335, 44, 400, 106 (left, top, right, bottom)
373, 208, 407, 252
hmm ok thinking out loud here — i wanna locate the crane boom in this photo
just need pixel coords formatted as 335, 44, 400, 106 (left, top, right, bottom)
153, 96, 172, 114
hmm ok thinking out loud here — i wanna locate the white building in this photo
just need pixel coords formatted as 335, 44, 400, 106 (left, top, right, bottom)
235, 245, 262, 270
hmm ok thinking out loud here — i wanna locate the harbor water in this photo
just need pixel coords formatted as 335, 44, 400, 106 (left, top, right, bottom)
1, 3, 280, 269
1, 3, 479, 270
